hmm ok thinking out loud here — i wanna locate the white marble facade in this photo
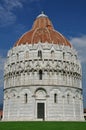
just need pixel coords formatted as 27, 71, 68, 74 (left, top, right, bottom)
3, 13, 84, 121
3, 43, 84, 121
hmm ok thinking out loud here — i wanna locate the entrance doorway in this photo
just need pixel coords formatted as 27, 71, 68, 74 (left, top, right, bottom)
37, 103, 45, 120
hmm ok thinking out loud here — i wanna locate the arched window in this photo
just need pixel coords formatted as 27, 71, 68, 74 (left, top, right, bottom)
67, 93, 70, 104
54, 93, 57, 103
39, 70, 42, 80
24, 93, 28, 103
51, 50, 54, 57
75, 55, 77, 60
63, 52, 65, 59
17, 53, 19, 60
38, 50, 42, 58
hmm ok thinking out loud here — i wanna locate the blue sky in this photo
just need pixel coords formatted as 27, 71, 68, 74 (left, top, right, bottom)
0, 0, 86, 108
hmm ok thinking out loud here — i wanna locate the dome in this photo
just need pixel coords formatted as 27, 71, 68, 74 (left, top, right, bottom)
14, 12, 71, 47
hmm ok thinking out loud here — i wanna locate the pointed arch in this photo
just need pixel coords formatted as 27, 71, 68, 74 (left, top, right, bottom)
38, 50, 42, 58
24, 93, 28, 103
39, 69, 42, 80
54, 93, 57, 103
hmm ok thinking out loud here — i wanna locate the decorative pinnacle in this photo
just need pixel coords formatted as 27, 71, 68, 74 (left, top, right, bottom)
37, 11, 48, 18
41, 11, 44, 14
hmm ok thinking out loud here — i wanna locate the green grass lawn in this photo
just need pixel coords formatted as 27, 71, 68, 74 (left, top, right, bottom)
0, 121, 86, 130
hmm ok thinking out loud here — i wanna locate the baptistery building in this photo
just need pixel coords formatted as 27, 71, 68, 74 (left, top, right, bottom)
3, 13, 84, 121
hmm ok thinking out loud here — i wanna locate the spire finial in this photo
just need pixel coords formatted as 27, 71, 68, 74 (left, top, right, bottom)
37, 11, 48, 18
41, 11, 44, 14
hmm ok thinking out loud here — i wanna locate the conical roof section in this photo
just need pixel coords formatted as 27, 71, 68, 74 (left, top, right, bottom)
14, 12, 71, 47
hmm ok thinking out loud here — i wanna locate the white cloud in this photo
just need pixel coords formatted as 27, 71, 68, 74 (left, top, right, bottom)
0, 0, 26, 27
70, 35, 86, 63
70, 35, 86, 48
0, 0, 43, 27
3, 0, 25, 10
0, 5, 16, 27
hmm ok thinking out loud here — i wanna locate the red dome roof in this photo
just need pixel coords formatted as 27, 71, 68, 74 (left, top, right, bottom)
14, 13, 71, 47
